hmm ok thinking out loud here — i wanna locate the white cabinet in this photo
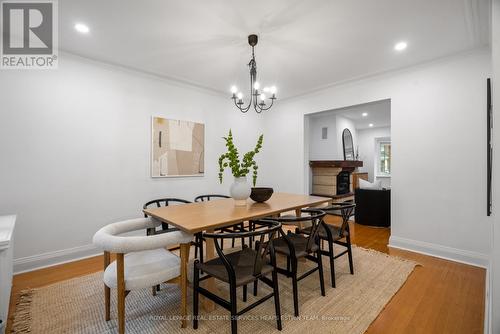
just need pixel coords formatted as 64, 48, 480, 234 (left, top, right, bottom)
0, 215, 15, 334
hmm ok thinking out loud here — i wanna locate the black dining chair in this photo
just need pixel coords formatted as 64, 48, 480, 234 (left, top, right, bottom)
193, 194, 248, 260
255, 209, 326, 317
193, 219, 283, 334
143, 197, 191, 295
297, 202, 356, 288
194, 194, 230, 202
143, 198, 191, 235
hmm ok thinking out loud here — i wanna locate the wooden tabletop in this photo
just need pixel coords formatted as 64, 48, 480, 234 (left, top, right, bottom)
143, 192, 330, 234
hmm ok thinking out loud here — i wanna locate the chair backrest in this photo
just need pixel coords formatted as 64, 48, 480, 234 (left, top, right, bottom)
92, 217, 193, 253
203, 219, 282, 278
274, 209, 326, 254
194, 194, 230, 202
143, 198, 192, 217
323, 202, 356, 236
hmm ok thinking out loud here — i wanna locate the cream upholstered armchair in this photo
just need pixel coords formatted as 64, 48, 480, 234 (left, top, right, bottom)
92, 217, 192, 334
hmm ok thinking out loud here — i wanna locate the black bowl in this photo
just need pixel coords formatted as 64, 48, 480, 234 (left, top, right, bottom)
250, 187, 274, 203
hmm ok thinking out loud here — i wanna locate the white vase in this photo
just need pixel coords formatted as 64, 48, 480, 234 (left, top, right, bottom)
230, 176, 251, 206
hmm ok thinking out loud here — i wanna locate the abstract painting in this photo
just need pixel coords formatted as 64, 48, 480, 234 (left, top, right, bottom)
151, 117, 204, 177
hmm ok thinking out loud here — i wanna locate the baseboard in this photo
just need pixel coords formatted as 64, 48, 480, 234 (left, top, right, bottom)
13, 244, 101, 274
389, 235, 490, 268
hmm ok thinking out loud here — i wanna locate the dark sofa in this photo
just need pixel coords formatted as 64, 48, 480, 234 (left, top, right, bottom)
354, 188, 391, 227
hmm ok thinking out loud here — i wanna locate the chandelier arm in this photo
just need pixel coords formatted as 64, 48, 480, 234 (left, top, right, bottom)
232, 69, 255, 113
241, 102, 252, 113
234, 98, 252, 113
254, 97, 268, 113
257, 98, 275, 111
254, 102, 262, 113
233, 99, 249, 113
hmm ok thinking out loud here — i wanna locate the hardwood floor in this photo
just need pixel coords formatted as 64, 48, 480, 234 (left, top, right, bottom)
6, 218, 485, 333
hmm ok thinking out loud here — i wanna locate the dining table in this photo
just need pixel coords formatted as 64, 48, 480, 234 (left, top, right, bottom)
143, 192, 331, 328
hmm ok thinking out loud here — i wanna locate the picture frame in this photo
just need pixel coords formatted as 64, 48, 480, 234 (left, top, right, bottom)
151, 116, 205, 178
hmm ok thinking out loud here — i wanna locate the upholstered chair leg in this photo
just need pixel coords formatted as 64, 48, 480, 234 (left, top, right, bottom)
317, 250, 326, 296
328, 240, 336, 288
116, 253, 126, 334
105, 285, 111, 321
152, 286, 157, 296
103, 252, 111, 321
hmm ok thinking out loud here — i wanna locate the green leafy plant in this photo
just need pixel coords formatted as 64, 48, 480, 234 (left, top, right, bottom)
218, 130, 263, 186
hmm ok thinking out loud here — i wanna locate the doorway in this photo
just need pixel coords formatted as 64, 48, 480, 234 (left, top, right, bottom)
304, 99, 392, 228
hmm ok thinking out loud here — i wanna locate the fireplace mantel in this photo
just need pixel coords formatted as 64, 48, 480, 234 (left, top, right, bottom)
309, 160, 363, 168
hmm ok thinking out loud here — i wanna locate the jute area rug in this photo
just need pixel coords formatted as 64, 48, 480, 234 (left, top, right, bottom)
10, 246, 417, 334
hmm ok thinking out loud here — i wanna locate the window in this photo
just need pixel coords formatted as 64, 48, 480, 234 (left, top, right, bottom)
378, 141, 391, 176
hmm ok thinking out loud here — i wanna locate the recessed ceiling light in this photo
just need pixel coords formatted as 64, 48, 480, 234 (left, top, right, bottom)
74, 23, 90, 34
394, 41, 407, 51
369, 123, 374, 127
362, 112, 368, 117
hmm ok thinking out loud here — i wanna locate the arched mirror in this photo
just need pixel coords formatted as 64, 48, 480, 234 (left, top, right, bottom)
342, 128, 355, 160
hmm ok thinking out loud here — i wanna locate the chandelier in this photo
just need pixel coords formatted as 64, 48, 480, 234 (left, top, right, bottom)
230, 34, 277, 113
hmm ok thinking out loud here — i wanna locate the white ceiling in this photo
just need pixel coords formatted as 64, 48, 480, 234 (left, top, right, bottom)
310, 99, 391, 130
60, 0, 490, 99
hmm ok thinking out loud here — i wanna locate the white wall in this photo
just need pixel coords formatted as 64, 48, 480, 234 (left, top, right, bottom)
308, 113, 357, 160
308, 114, 338, 160
261, 49, 492, 266
357, 126, 391, 186
490, 0, 500, 332
0, 53, 263, 272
